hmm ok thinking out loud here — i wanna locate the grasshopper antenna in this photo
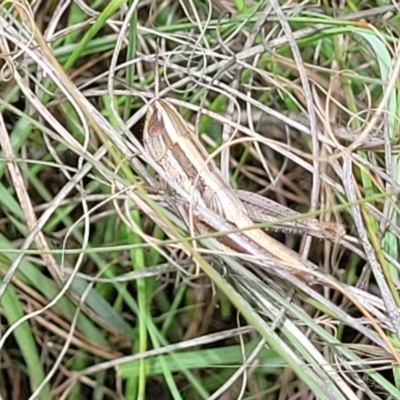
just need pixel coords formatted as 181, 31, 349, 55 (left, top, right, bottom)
154, 39, 161, 99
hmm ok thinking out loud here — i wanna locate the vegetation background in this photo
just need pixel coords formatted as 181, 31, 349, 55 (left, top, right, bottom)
1, 1, 400, 399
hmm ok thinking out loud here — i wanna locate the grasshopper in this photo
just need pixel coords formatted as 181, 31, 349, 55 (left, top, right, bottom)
142, 98, 345, 280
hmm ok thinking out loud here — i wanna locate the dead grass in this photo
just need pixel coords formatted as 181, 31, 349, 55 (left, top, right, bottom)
1, 1, 400, 399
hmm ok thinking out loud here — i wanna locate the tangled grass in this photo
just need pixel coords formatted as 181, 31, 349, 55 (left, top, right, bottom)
1, 1, 400, 399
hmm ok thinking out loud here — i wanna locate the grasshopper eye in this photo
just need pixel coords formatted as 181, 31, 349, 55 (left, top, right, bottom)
143, 104, 170, 161
146, 107, 166, 138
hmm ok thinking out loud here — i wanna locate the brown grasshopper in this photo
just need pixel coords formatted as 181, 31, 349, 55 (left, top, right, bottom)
142, 99, 345, 280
